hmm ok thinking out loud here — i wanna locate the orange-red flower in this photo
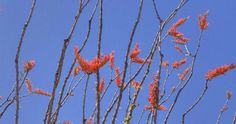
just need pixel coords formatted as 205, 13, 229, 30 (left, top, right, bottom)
73, 66, 81, 76
173, 17, 190, 28
131, 57, 151, 64
109, 51, 115, 69
172, 58, 187, 68
178, 67, 191, 80
148, 82, 159, 106
144, 105, 167, 111
130, 43, 141, 59
24, 60, 36, 72
115, 67, 122, 88
162, 61, 169, 67
174, 46, 184, 53
198, 11, 209, 31
86, 118, 92, 124
168, 28, 184, 39
63, 120, 72, 124
174, 37, 190, 45
131, 81, 141, 89
74, 46, 110, 74
34, 89, 52, 97
25, 79, 33, 93
205, 64, 236, 81
99, 79, 105, 93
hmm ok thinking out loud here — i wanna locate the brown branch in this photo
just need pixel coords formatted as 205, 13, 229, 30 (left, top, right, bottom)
181, 80, 209, 124
216, 97, 231, 124
14, 0, 37, 123
82, 75, 90, 124
43, 1, 87, 123
164, 32, 203, 124
111, 0, 144, 123
95, 0, 103, 123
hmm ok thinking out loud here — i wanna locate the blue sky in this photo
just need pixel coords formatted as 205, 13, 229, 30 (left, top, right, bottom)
0, 0, 235, 124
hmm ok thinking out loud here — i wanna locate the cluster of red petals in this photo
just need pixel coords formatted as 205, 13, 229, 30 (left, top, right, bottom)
174, 37, 190, 45
172, 58, 187, 68
131, 57, 151, 64
131, 81, 141, 89
34, 89, 52, 97
99, 79, 105, 93
144, 105, 167, 111
73, 66, 81, 76
168, 17, 190, 45
86, 118, 92, 124
161, 61, 169, 67
115, 67, 122, 88
130, 43, 150, 64
198, 11, 209, 31
174, 45, 184, 53
205, 64, 236, 81
24, 60, 36, 72
109, 51, 115, 69
74, 46, 111, 74
148, 82, 159, 106
63, 120, 72, 124
130, 44, 141, 58
178, 67, 191, 80
25, 79, 33, 93
0, 96, 2, 100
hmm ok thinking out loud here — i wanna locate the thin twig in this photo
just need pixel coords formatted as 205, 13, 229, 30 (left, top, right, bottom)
82, 75, 90, 124
14, 0, 37, 123
112, 0, 144, 123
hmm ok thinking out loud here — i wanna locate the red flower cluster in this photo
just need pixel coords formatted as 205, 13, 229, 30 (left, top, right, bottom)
74, 46, 111, 74
24, 60, 36, 72
144, 72, 166, 111
198, 11, 209, 31
130, 43, 151, 64
115, 67, 122, 88
178, 67, 191, 80
25, 79, 33, 93
34, 89, 52, 97
109, 51, 115, 69
63, 120, 72, 124
205, 64, 236, 81
161, 61, 169, 67
73, 66, 81, 76
172, 58, 187, 68
168, 17, 190, 45
131, 81, 141, 89
99, 79, 105, 93
174, 45, 184, 54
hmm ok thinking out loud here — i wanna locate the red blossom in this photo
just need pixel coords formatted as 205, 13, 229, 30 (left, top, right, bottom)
172, 58, 187, 68
131, 81, 141, 89
130, 43, 141, 59
115, 67, 122, 88
198, 11, 209, 31
25, 79, 33, 93
178, 67, 191, 80
34, 89, 52, 97
99, 79, 105, 93
205, 64, 236, 81
24, 60, 36, 72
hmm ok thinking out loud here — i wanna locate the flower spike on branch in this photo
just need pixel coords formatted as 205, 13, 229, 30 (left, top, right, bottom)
74, 46, 110, 74
25, 79, 33, 93
198, 11, 209, 31
34, 89, 52, 97
23, 60, 36, 72
172, 58, 187, 69
205, 64, 236, 81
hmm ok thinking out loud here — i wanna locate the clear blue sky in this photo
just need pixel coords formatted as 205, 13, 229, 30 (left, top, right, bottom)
0, 0, 235, 124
